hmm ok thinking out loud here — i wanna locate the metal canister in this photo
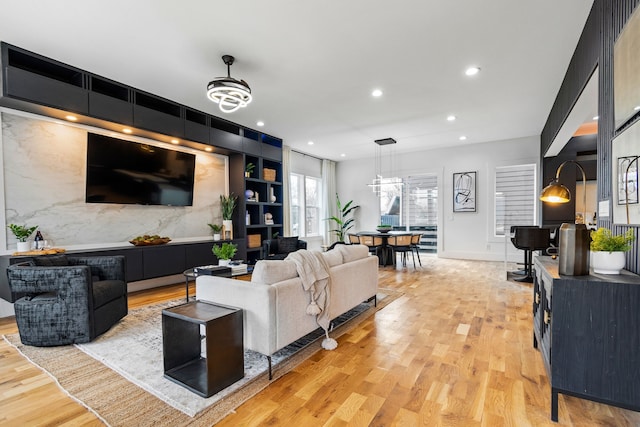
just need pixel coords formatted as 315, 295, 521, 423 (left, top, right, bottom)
558, 223, 590, 275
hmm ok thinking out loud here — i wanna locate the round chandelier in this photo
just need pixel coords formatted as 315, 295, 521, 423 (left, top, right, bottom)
206, 55, 252, 113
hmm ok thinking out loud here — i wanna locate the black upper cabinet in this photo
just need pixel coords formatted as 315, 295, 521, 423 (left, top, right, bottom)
210, 116, 242, 151
134, 92, 184, 137
243, 129, 262, 156
2, 44, 88, 114
185, 108, 209, 144
261, 134, 283, 161
88, 76, 133, 125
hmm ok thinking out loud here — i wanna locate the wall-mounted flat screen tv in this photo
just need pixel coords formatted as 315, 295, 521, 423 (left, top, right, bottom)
86, 133, 196, 206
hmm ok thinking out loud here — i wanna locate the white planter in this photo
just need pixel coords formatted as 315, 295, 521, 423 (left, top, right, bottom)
16, 241, 30, 252
218, 259, 231, 267
213, 233, 221, 241
591, 251, 626, 274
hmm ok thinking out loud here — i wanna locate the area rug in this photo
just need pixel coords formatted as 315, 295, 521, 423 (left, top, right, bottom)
3, 289, 399, 426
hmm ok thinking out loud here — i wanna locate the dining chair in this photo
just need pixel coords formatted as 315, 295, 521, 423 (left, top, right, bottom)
359, 235, 386, 265
348, 234, 361, 244
410, 233, 423, 266
387, 234, 414, 267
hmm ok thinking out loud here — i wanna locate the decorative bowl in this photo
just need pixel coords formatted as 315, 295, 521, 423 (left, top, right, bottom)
376, 226, 392, 233
129, 235, 171, 246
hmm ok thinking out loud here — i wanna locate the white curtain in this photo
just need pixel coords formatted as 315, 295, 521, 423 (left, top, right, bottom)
282, 145, 292, 236
322, 159, 337, 245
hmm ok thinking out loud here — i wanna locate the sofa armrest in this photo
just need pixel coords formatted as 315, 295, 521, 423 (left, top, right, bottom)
196, 275, 277, 355
69, 256, 126, 281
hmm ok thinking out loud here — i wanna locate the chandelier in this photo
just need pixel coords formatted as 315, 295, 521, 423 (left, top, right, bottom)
206, 55, 252, 113
367, 138, 403, 195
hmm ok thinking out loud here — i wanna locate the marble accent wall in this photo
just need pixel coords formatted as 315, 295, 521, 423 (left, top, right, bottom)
2, 113, 226, 250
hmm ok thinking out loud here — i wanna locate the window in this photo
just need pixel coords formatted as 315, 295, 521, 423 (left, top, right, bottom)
290, 173, 322, 237
379, 177, 403, 226
494, 164, 536, 237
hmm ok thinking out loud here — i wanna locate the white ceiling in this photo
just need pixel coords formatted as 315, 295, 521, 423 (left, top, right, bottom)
0, 0, 594, 161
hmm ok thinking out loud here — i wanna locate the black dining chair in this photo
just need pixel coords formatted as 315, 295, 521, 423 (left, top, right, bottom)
387, 234, 414, 267
359, 235, 386, 265
410, 233, 423, 266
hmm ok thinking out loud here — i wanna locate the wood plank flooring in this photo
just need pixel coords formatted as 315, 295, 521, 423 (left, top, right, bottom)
1, 257, 639, 426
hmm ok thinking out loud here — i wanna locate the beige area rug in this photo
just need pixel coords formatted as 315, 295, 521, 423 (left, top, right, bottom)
3, 289, 400, 427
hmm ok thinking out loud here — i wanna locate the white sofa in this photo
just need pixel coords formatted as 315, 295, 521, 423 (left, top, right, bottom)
196, 244, 378, 375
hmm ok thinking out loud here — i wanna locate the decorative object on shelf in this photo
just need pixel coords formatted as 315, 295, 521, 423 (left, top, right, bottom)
264, 212, 274, 225
11, 247, 66, 256
212, 242, 238, 266
453, 171, 477, 212
220, 193, 237, 240
247, 234, 261, 248
245, 162, 255, 178
129, 235, 172, 246
590, 227, 635, 274
557, 223, 590, 275
208, 224, 222, 241
270, 187, 277, 203
263, 168, 276, 182
376, 224, 393, 233
245, 189, 254, 201
246, 210, 250, 225
206, 55, 252, 113
367, 138, 403, 195
326, 193, 360, 243
8, 223, 38, 252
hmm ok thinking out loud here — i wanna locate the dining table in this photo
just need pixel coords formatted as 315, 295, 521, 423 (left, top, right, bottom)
356, 231, 417, 266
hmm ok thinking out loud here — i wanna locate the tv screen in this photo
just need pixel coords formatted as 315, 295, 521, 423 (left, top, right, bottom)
86, 133, 196, 206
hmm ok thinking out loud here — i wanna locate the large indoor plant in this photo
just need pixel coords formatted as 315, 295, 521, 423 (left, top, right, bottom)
8, 223, 38, 252
212, 242, 238, 266
327, 193, 359, 243
590, 227, 635, 274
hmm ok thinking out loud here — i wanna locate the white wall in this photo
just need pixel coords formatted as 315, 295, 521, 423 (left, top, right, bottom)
336, 136, 541, 262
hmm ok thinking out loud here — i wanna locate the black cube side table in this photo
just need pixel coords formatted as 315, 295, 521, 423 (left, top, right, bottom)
162, 301, 244, 397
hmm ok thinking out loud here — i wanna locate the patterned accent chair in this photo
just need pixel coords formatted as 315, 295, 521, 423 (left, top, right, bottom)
7, 255, 128, 346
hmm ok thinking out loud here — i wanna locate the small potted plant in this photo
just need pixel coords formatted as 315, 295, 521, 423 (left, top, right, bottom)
376, 224, 393, 233
208, 223, 222, 241
245, 162, 255, 178
590, 227, 635, 274
8, 224, 38, 252
220, 193, 237, 239
212, 242, 238, 266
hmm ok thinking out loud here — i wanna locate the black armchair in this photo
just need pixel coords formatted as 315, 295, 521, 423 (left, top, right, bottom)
262, 237, 307, 260
7, 255, 128, 346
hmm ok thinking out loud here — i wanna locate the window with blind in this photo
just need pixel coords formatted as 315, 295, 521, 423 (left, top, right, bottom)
404, 174, 438, 227
494, 164, 536, 237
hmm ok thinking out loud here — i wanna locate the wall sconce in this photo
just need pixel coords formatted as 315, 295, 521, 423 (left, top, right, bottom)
540, 160, 587, 224
623, 156, 640, 224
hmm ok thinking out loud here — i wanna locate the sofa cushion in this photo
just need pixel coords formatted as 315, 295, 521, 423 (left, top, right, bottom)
92, 280, 125, 308
322, 249, 343, 267
33, 254, 69, 267
277, 236, 299, 254
337, 244, 369, 263
252, 260, 299, 285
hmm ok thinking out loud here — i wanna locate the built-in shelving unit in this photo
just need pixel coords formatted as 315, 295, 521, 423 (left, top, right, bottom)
0, 41, 284, 269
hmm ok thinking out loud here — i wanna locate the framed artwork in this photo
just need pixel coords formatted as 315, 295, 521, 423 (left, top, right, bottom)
453, 171, 476, 212
618, 156, 639, 205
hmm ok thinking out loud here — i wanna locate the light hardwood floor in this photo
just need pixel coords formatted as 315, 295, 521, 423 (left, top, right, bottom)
1, 257, 639, 426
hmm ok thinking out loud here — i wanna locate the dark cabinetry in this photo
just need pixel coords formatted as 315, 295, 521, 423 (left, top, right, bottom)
533, 256, 640, 422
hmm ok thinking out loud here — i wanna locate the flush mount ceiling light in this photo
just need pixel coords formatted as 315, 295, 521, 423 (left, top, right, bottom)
207, 55, 252, 113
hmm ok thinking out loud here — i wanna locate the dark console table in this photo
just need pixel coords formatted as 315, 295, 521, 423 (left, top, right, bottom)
533, 256, 640, 422
162, 301, 244, 398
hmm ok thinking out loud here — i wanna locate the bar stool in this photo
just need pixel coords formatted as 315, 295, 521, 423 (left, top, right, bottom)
511, 226, 551, 282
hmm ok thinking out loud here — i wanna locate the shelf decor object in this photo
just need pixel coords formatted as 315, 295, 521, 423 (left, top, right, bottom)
206, 55, 252, 113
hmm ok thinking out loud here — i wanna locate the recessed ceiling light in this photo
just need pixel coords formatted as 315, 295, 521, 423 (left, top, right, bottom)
65, 115, 77, 121
634, 106, 640, 111
122, 128, 132, 134
465, 67, 480, 76
257, 121, 264, 127
592, 116, 599, 120
205, 147, 213, 152
170, 139, 179, 144
447, 115, 456, 122
340, 153, 346, 157
459, 135, 467, 141
372, 89, 383, 97
308, 141, 314, 145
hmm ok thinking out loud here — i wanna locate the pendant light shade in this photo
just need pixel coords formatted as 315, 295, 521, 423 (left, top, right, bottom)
207, 55, 252, 113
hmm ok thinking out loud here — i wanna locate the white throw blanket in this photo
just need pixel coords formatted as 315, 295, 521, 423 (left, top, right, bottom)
285, 250, 337, 350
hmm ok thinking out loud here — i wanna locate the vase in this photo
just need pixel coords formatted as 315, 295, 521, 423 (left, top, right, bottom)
270, 187, 276, 203
591, 251, 626, 274
218, 259, 230, 266
16, 241, 30, 252
213, 233, 221, 241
